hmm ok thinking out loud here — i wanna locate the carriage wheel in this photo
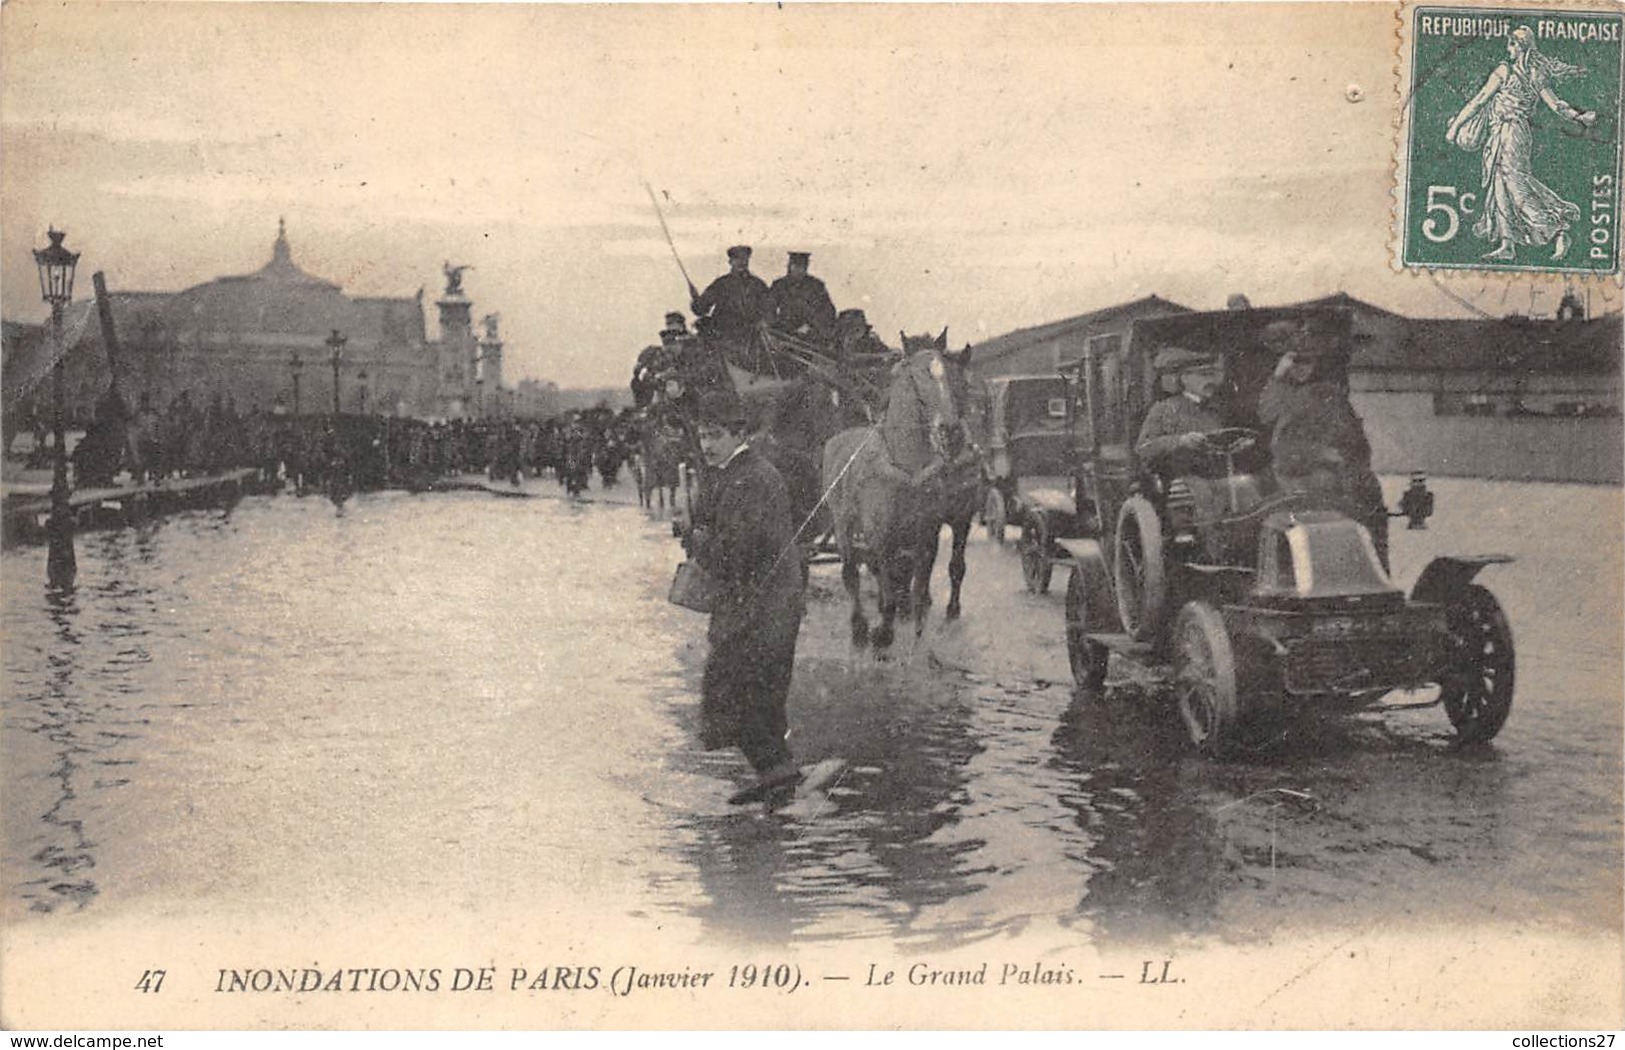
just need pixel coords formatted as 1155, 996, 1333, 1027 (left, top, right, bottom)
1172, 601, 1239, 758
1019, 513, 1053, 595
984, 487, 1007, 545
1113, 496, 1167, 643
1065, 565, 1109, 691
1439, 584, 1515, 745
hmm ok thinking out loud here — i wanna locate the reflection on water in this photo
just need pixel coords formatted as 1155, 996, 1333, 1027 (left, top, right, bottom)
666, 660, 989, 944
3, 483, 1620, 946
18, 590, 97, 913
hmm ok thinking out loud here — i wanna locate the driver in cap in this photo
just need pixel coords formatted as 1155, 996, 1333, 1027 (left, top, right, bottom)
1135, 346, 1231, 475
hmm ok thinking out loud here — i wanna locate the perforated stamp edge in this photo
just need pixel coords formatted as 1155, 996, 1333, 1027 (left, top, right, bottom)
1391, 0, 1625, 282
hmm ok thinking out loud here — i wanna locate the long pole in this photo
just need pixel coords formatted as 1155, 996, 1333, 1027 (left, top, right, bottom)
331, 354, 341, 416
292, 370, 301, 417
47, 300, 77, 589
643, 180, 699, 300
91, 272, 143, 479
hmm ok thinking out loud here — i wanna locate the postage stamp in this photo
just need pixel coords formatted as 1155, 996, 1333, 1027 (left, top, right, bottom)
1397, 3, 1624, 275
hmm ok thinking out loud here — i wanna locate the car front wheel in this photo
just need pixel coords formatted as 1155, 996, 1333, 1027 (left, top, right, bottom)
1173, 600, 1238, 757
1440, 584, 1515, 745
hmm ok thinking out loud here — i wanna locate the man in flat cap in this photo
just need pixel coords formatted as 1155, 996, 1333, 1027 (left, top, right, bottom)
684, 389, 807, 806
1135, 346, 1231, 476
691, 246, 770, 343
768, 251, 838, 345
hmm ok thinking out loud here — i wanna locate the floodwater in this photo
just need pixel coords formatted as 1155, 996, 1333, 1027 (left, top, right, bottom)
1, 475, 1620, 1028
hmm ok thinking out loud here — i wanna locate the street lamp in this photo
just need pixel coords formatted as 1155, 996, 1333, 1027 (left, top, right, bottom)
33, 228, 79, 590
289, 351, 303, 416
326, 329, 346, 416
356, 369, 369, 414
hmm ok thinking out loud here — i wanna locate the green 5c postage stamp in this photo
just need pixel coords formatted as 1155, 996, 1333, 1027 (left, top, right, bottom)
1398, 4, 1624, 274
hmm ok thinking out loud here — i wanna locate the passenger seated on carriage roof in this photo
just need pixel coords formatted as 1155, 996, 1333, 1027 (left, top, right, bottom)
691, 245, 769, 341
1134, 346, 1230, 477
769, 251, 837, 343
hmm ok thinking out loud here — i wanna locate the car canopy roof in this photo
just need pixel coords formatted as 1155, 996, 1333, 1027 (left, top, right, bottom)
1128, 305, 1354, 371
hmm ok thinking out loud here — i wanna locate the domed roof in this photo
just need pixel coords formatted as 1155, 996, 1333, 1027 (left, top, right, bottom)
230, 217, 339, 290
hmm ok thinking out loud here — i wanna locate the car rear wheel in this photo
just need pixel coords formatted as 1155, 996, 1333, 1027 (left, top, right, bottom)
1173, 601, 1238, 757
984, 487, 1007, 545
1440, 584, 1515, 745
1113, 495, 1167, 642
1065, 565, 1109, 691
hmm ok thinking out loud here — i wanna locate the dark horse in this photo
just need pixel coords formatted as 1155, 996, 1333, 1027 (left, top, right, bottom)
822, 330, 980, 649
634, 409, 685, 513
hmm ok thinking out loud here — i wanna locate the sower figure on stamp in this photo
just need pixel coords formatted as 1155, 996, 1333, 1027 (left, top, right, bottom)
1446, 25, 1597, 262
683, 391, 807, 806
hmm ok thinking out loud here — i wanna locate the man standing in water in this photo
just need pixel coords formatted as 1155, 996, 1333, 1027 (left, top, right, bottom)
684, 391, 806, 805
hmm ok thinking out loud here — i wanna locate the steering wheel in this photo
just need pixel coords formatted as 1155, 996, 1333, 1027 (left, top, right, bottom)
1197, 427, 1258, 456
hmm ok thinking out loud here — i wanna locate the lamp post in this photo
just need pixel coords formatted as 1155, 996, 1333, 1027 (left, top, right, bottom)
289, 351, 303, 416
34, 228, 80, 590
472, 347, 500, 419
326, 329, 346, 416
356, 369, 369, 415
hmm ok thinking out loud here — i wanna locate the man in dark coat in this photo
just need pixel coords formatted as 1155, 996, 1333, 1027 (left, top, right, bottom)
1259, 321, 1389, 569
685, 391, 806, 804
71, 387, 130, 487
691, 246, 769, 341
1134, 346, 1230, 476
768, 251, 837, 343
631, 313, 693, 407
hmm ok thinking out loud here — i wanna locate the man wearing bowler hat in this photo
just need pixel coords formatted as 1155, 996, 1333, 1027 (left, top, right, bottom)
691, 245, 770, 342
768, 251, 838, 343
1135, 345, 1231, 476
684, 390, 806, 805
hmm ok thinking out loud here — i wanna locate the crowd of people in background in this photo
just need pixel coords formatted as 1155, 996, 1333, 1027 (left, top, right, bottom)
6, 382, 647, 502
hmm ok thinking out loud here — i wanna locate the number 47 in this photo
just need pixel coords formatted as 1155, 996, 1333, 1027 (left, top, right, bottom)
134, 969, 166, 993
1423, 185, 1480, 243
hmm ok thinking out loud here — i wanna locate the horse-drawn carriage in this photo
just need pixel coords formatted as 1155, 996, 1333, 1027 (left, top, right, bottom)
632, 319, 901, 530
638, 310, 985, 648
1016, 305, 1514, 756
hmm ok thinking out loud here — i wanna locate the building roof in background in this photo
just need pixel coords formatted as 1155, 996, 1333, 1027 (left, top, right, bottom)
1374, 316, 1624, 375
1274, 289, 1621, 376
3, 317, 65, 408
143, 223, 422, 350
971, 294, 1190, 362
1283, 291, 1409, 321
28, 224, 434, 369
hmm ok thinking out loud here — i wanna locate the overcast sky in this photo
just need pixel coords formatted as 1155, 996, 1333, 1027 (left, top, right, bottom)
3, 2, 1615, 388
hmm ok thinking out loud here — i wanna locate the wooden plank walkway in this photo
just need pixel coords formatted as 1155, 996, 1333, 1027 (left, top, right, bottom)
2, 469, 275, 547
